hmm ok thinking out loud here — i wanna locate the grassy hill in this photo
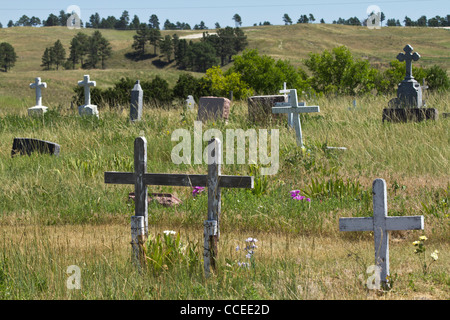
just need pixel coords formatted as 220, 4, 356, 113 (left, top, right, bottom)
0, 24, 449, 114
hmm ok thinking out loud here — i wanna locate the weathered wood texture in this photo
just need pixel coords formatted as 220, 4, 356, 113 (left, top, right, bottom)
339, 178, 424, 286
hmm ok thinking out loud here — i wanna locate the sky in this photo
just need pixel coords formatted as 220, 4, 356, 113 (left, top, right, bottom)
0, 0, 448, 28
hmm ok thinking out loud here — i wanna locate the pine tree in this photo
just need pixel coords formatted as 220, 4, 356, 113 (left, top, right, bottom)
0, 42, 17, 72
159, 35, 174, 62
149, 28, 161, 55
52, 40, 66, 70
132, 23, 150, 57
41, 47, 52, 70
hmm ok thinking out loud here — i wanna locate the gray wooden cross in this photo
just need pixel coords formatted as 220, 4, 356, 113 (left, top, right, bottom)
339, 178, 424, 288
397, 44, 420, 81
272, 89, 320, 147
104, 137, 254, 276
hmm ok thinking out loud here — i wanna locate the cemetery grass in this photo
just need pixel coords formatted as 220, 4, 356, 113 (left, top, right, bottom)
0, 92, 449, 300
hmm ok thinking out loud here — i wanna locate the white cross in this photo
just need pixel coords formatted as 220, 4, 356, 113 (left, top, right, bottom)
339, 178, 424, 287
78, 75, 96, 106
29, 77, 47, 107
272, 89, 320, 147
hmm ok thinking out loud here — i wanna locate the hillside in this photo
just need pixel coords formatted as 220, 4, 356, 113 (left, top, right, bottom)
0, 24, 449, 112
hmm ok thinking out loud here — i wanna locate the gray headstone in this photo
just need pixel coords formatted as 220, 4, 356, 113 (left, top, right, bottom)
198, 97, 231, 122
395, 45, 423, 108
130, 80, 143, 121
11, 138, 61, 157
247, 95, 286, 123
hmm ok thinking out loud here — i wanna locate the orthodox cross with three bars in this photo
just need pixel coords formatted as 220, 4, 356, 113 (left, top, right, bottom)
339, 178, 424, 288
272, 88, 320, 147
104, 137, 254, 276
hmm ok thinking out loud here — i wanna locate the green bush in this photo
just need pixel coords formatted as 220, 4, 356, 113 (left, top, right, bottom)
425, 65, 450, 92
303, 46, 377, 95
230, 49, 311, 96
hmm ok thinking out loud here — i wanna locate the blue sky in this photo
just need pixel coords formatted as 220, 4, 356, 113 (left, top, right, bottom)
0, 0, 448, 28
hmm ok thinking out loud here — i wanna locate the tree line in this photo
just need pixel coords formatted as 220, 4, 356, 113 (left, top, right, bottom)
131, 25, 248, 72
3, 9, 448, 29
280, 12, 449, 27
41, 31, 112, 70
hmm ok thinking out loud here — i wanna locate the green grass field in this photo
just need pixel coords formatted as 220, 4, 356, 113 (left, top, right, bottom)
0, 24, 448, 300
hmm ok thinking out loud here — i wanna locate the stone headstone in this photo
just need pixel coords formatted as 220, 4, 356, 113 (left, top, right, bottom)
28, 77, 48, 116
186, 95, 195, 110
130, 80, 143, 121
198, 97, 231, 122
11, 138, 61, 157
248, 95, 286, 123
77, 75, 99, 118
383, 45, 438, 123
394, 44, 423, 108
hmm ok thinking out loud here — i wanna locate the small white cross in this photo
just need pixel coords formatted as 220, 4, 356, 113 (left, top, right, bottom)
29, 77, 47, 107
78, 75, 96, 106
339, 178, 424, 287
272, 89, 320, 147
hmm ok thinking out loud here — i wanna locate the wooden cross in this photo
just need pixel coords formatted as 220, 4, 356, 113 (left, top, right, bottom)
397, 44, 420, 81
104, 137, 254, 276
339, 178, 424, 288
29, 77, 47, 107
77, 75, 96, 106
272, 89, 320, 147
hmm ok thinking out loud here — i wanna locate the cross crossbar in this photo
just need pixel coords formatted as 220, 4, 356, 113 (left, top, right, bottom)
104, 172, 253, 188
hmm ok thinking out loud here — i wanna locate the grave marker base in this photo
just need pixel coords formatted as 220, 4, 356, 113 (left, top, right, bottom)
27, 106, 48, 116
382, 108, 438, 123
78, 105, 99, 118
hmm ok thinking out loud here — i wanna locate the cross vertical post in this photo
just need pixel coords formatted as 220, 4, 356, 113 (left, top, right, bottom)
204, 138, 221, 276
339, 178, 424, 288
134, 137, 148, 235
372, 179, 389, 281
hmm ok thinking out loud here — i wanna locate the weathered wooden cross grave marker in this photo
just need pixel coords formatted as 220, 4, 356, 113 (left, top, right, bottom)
104, 137, 254, 276
272, 89, 320, 147
130, 80, 143, 122
28, 77, 48, 116
339, 178, 424, 288
383, 45, 438, 122
78, 75, 99, 118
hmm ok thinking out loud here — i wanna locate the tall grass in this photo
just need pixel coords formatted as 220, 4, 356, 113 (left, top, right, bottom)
0, 91, 448, 300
